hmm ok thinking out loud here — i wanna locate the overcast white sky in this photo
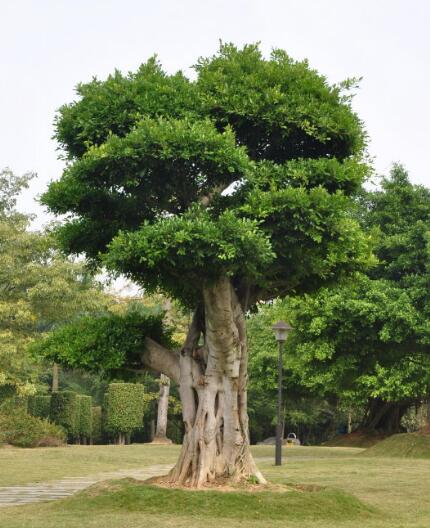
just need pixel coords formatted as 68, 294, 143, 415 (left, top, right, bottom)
1, 0, 429, 225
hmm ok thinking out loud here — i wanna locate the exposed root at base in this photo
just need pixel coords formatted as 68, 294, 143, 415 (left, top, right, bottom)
143, 474, 312, 493
86, 475, 325, 495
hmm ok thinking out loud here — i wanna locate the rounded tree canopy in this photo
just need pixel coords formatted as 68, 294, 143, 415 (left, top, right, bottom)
43, 43, 371, 307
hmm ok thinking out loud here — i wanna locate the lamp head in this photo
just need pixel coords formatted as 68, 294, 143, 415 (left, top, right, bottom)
272, 320, 292, 342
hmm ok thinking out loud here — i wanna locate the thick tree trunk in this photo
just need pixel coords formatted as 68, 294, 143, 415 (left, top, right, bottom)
361, 399, 409, 434
138, 279, 265, 487
152, 374, 172, 444
167, 278, 265, 487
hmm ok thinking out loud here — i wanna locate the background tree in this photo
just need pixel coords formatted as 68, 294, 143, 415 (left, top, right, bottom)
247, 302, 345, 445
41, 43, 371, 486
278, 166, 430, 434
0, 169, 109, 401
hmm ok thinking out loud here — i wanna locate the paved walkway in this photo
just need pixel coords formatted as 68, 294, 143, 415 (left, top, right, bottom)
0, 464, 173, 508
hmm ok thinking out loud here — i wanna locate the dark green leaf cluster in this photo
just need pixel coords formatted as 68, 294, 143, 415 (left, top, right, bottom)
274, 166, 430, 404
241, 163, 372, 295
45, 118, 250, 262
366, 165, 430, 291
285, 275, 430, 401
31, 310, 171, 375
195, 44, 365, 162
56, 58, 198, 158
42, 43, 371, 305
106, 207, 274, 303
104, 383, 144, 435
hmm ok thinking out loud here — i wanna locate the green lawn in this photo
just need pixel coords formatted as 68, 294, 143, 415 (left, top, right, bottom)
0, 444, 180, 486
0, 443, 429, 528
362, 432, 430, 459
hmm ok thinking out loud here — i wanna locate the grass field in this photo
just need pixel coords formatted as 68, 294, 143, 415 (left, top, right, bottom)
363, 432, 430, 459
0, 442, 429, 527
0, 444, 180, 486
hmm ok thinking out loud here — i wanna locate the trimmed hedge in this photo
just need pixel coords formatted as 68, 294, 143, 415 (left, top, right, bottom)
91, 406, 103, 444
77, 395, 92, 441
50, 391, 79, 440
28, 395, 51, 420
104, 383, 145, 443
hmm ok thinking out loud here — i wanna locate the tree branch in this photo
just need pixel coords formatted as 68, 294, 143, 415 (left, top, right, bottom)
182, 304, 204, 356
141, 338, 180, 384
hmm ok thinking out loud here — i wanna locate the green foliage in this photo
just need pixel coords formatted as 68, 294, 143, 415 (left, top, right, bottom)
55, 57, 197, 159
284, 275, 430, 401
0, 168, 34, 216
0, 410, 65, 447
106, 207, 274, 304
28, 395, 51, 419
252, 166, 430, 428
0, 394, 28, 414
104, 383, 144, 436
77, 394, 92, 439
195, 44, 365, 160
50, 391, 79, 439
0, 168, 109, 397
58, 369, 108, 406
91, 406, 103, 444
247, 303, 342, 444
42, 43, 371, 306
31, 309, 171, 375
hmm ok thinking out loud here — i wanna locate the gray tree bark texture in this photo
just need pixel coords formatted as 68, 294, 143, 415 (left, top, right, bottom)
152, 374, 172, 444
141, 278, 266, 487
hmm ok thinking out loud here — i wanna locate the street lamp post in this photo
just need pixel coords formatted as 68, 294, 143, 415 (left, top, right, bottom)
272, 320, 292, 466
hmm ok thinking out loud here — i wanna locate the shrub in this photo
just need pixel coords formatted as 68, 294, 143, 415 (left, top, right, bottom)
0, 395, 28, 414
0, 384, 17, 404
50, 391, 79, 441
77, 394, 92, 442
28, 395, 51, 419
104, 383, 144, 444
91, 406, 103, 444
0, 411, 65, 447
